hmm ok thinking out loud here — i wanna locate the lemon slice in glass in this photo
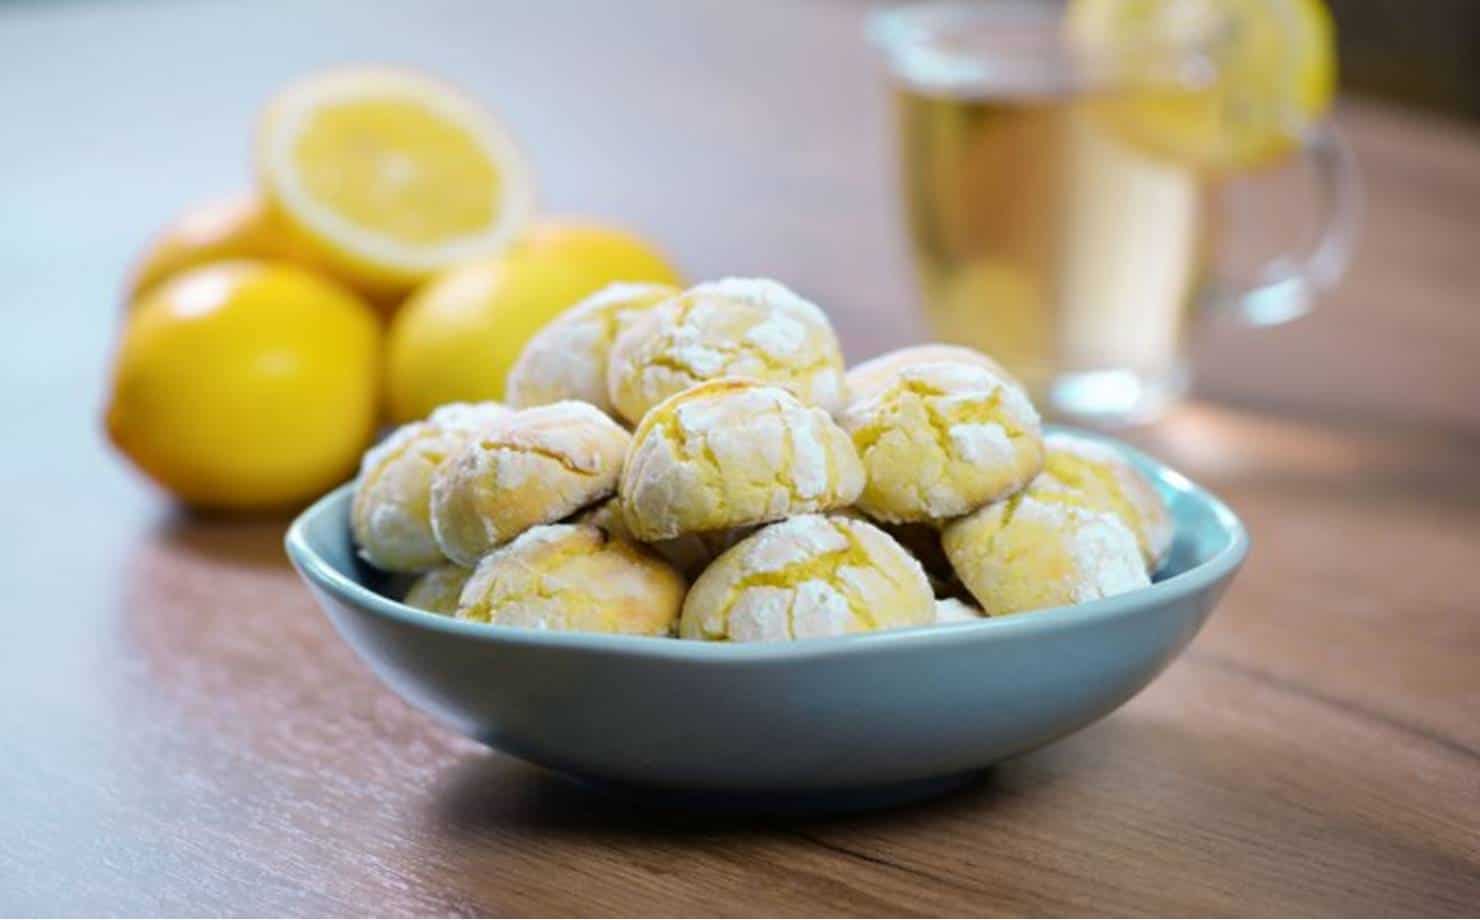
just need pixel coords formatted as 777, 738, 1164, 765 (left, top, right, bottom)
257, 68, 535, 295
1068, 0, 1336, 172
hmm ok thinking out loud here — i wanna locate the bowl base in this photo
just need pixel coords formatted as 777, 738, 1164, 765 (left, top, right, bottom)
568, 769, 987, 815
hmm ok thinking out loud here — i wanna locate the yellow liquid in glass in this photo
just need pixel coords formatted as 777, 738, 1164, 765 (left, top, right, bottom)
898, 86, 1218, 412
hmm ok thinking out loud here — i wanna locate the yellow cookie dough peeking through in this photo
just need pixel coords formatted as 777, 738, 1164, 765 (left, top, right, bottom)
505, 282, 679, 415
942, 483, 1149, 617
681, 513, 934, 642
402, 564, 473, 615
619, 378, 864, 542
430, 400, 630, 566
605, 277, 848, 425
457, 524, 685, 636
839, 360, 1044, 524
351, 401, 513, 573
1040, 431, 1173, 571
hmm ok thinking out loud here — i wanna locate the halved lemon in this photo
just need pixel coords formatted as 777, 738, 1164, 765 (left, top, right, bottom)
257, 67, 535, 296
1068, 0, 1336, 171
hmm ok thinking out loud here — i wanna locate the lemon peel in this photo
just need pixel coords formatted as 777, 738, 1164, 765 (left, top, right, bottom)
385, 221, 683, 422
104, 261, 379, 510
126, 192, 296, 301
846, 344, 1017, 401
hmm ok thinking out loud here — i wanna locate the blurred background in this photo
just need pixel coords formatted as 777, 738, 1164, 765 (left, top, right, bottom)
4, 0, 1478, 117
0, 0, 1472, 561
2, 0, 1475, 572
2, 1, 1478, 914
1327, 0, 1479, 121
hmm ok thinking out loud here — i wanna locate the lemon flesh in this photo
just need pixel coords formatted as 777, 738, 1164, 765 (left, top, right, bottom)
259, 68, 534, 295
290, 97, 500, 245
1069, 0, 1336, 171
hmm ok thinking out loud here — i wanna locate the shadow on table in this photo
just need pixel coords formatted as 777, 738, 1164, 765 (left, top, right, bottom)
428, 741, 1085, 838
1142, 399, 1480, 509
427, 696, 1480, 912
145, 505, 298, 572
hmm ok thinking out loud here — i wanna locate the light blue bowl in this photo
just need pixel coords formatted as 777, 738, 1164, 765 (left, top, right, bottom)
287, 429, 1246, 807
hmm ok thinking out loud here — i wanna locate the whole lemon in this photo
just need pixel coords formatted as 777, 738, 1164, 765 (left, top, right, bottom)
126, 193, 296, 302
385, 219, 682, 422
105, 261, 381, 510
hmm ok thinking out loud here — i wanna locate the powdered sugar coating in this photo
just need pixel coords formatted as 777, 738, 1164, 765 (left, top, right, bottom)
943, 488, 1149, 616
620, 379, 864, 542
605, 278, 847, 425
846, 344, 1015, 400
680, 513, 934, 642
840, 360, 1044, 523
1041, 431, 1173, 570
430, 401, 630, 566
456, 523, 683, 636
934, 597, 984, 624
351, 401, 512, 572
505, 282, 678, 414
426, 401, 515, 435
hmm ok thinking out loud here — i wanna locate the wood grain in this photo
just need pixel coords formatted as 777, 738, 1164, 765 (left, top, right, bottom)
1, 0, 1478, 915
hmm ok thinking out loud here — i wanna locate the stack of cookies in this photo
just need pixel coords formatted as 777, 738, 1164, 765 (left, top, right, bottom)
351, 278, 1169, 642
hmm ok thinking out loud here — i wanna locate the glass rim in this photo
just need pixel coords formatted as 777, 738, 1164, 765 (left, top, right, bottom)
869, 0, 1224, 96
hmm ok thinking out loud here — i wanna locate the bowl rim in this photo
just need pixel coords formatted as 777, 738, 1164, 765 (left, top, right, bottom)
285, 427, 1248, 664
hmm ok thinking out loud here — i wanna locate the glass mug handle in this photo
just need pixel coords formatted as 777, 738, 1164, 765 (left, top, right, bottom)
1198, 123, 1363, 326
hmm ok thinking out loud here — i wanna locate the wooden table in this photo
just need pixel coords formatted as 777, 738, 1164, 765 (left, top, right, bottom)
3, 1, 1477, 915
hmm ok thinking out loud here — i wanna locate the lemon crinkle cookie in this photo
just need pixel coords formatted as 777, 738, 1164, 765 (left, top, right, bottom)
351, 401, 513, 572
1041, 431, 1173, 570
942, 485, 1149, 617
402, 564, 472, 616
839, 360, 1044, 524
620, 379, 864, 542
430, 401, 630, 566
505, 282, 679, 415
456, 524, 684, 636
605, 277, 847, 425
680, 513, 933, 642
